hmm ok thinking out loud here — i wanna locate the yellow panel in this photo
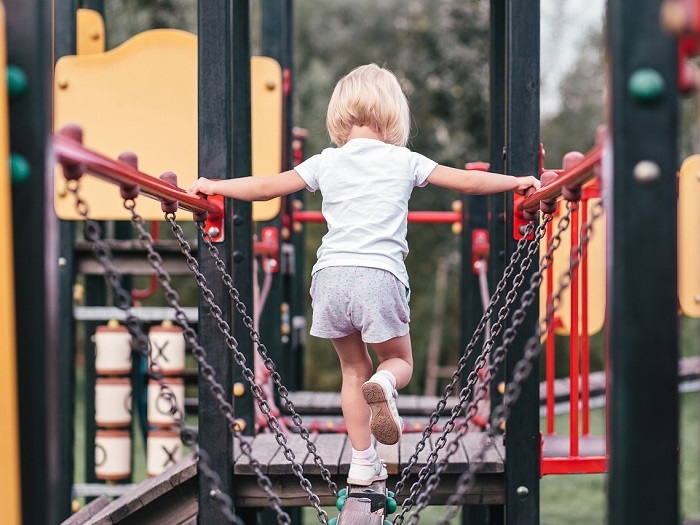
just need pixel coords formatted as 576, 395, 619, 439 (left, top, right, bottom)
0, 3, 23, 524
539, 197, 606, 335
54, 29, 282, 221
678, 154, 700, 317
76, 8, 105, 55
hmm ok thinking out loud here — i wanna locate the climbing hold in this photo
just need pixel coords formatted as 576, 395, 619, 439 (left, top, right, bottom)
338, 487, 347, 498
387, 496, 398, 513
628, 68, 666, 103
335, 495, 346, 511
328, 518, 338, 525
10, 153, 30, 184
7, 64, 28, 98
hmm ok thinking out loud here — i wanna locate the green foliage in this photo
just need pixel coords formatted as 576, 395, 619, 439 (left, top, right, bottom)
295, 0, 492, 394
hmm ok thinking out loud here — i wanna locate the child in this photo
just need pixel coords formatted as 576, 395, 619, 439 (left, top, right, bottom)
188, 63, 540, 486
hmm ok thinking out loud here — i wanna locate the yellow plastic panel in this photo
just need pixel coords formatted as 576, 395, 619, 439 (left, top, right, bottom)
678, 154, 700, 317
539, 196, 606, 335
0, 3, 23, 524
76, 8, 105, 55
54, 29, 282, 221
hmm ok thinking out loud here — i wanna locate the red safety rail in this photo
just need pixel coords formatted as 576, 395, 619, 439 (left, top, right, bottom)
53, 125, 222, 218
537, 140, 608, 476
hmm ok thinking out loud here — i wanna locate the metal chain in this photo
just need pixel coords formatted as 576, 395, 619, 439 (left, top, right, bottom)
187, 219, 339, 497
163, 215, 331, 524
392, 222, 536, 501
65, 180, 244, 523
401, 208, 572, 525
123, 201, 293, 524
392, 217, 550, 524
436, 199, 604, 525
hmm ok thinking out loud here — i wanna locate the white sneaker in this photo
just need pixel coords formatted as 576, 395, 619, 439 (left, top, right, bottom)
362, 374, 403, 445
347, 455, 388, 486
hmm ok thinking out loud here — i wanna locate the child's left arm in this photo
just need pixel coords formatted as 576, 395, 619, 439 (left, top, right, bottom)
426, 164, 540, 195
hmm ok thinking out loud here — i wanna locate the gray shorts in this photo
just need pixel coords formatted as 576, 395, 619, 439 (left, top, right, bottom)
309, 266, 410, 344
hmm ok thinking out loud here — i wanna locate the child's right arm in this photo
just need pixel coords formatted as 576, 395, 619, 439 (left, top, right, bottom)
426, 165, 540, 195
187, 169, 307, 202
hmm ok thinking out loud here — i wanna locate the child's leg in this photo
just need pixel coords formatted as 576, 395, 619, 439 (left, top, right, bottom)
372, 332, 413, 388
330, 332, 373, 451
362, 332, 413, 445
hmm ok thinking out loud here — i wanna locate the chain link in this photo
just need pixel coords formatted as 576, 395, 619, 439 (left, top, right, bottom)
400, 209, 570, 524
65, 181, 250, 523
436, 200, 604, 525
164, 215, 332, 524
124, 201, 293, 524
392, 218, 549, 524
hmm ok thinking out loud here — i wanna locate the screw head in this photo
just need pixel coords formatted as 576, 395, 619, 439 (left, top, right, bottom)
207, 226, 220, 238
516, 486, 529, 498
633, 160, 661, 184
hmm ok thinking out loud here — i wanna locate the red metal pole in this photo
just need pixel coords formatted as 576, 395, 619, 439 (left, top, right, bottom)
581, 197, 591, 437
570, 202, 580, 458
546, 217, 556, 435
53, 128, 222, 217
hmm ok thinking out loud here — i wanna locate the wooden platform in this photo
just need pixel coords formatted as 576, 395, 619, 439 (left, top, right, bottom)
67, 432, 504, 525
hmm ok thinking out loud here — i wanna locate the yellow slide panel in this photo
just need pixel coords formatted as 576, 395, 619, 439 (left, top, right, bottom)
539, 195, 606, 336
0, 2, 23, 524
54, 29, 282, 221
76, 8, 105, 55
678, 154, 700, 317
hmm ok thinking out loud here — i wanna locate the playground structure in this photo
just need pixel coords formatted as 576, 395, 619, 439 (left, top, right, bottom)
2, 0, 697, 524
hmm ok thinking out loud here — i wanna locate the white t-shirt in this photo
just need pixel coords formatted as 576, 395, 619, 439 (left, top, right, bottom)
295, 138, 438, 289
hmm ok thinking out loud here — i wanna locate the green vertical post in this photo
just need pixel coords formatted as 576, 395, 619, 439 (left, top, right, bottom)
607, 0, 679, 523
503, 0, 541, 523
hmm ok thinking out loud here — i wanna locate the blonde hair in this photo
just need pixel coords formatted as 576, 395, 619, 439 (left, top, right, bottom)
326, 64, 411, 147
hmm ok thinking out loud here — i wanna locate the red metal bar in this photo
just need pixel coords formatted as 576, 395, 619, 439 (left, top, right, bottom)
292, 210, 462, 224
581, 198, 591, 436
519, 143, 602, 211
53, 131, 222, 217
541, 456, 608, 476
570, 204, 580, 458
545, 218, 556, 435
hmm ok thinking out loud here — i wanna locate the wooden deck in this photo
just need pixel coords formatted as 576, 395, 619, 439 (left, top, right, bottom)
68, 432, 504, 525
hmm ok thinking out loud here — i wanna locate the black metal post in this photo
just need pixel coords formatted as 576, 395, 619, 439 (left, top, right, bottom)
7, 0, 71, 523
606, 0, 679, 523
197, 1, 243, 522
503, 0, 541, 523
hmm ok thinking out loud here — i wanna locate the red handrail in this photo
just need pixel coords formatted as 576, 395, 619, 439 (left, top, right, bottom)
53, 126, 222, 218
520, 143, 603, 211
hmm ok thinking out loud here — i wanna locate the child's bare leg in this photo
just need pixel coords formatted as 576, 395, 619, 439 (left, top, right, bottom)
362, 333, 413, 445
373, 332, 413, 388
331, 332, 373, 450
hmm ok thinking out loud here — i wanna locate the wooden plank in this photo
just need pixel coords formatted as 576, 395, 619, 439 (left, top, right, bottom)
338, 480, 386, 525
234, 433, 280, 474
463, 432, 504, 473
267, 432, 315, 475
399, 432, 432, 473
60, 496, 110, 525
434, 431, 469, 474
303, 433, 345, 475
375, 442, 399, 475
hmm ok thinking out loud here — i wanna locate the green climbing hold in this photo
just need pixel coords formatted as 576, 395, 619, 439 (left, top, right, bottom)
328, 518, 338, 525
387, 496, 398, 514
338, 488, 347, 498
387, 490, 394, 498
335, 495, 346, 511
627, 68, 666, 103
10, 153, 30, 184
7, 65, 28, 98
383, 520, 392, 525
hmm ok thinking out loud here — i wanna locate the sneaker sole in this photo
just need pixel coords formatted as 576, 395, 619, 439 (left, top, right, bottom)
362, 382, 401, 445
346, 472, 388, 486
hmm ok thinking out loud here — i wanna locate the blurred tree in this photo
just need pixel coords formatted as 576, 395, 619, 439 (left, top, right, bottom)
294, 0, 492, 393
540, 27, 604, 167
